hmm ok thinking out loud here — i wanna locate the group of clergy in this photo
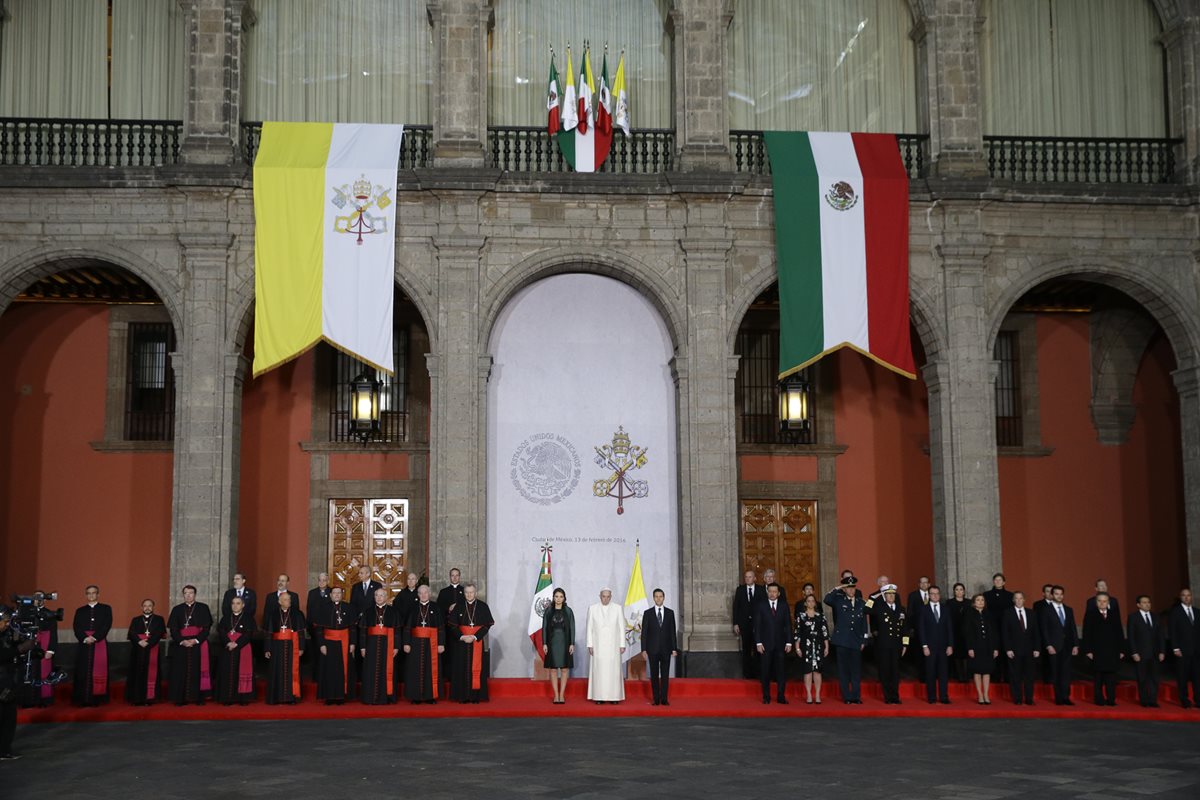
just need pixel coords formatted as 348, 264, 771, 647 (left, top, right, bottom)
53, 569, 494, 709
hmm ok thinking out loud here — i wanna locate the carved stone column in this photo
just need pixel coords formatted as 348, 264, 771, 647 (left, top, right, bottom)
177, 0, 247, 167
1173, 364, 1200, 591
912, 1, 988, 178
170, 233, 243, 610
923, 235, 1002, 592
426, 0, 490, 167
673, 0, 734, 171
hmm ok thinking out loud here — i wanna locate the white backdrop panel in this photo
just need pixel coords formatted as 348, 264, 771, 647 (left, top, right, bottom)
486, 273, 678, 678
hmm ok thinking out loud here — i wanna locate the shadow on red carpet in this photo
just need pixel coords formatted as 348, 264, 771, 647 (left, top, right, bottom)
19, 678, 1199, 724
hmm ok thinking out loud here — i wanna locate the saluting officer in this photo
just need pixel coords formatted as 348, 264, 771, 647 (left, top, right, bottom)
825, 576, 870, 704
869, 584, 909, 704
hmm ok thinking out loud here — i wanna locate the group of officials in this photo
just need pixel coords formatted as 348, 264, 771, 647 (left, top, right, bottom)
734, 569, 1200, 709
17, 570, 685, 713
26, 568, 494, 710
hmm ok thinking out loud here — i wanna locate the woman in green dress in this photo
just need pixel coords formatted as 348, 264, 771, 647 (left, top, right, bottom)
541, 588, 576, 704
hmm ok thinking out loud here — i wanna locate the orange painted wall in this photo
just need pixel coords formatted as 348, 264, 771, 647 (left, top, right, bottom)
327, 452, 410, 481
831, 347, 934, 592
739, 454, 818, 483
999, 316, 1185, 610
0, 303, 173, 628
237, 349, 313, 598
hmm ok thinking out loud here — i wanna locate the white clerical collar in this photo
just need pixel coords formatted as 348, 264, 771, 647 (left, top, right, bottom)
88, 602, 98, 607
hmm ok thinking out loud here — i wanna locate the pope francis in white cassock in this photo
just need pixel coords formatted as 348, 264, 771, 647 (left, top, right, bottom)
586, 588, 626, 702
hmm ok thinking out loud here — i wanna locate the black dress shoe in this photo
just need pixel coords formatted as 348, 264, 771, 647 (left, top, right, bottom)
939, 699, 951, 704
1063, 699, 1075, 706
777, 698, 788, 705
651, 700, 660, 706
762, 697, 770, 704
661, 700, 669, 706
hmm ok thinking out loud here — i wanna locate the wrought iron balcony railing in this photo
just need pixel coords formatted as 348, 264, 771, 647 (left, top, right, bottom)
730, 130, 930, 180
488, 126, 675, 173
983, 135, 1180, 184
240, 122, 433, 168
0, 117, 182, 167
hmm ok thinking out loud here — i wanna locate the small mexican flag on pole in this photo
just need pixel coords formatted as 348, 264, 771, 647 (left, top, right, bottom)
546, 51, 561, 136
527, 543, 555, 656
550, 43, 614, 172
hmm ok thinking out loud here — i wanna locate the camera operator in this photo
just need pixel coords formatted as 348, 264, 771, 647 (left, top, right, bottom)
1, 606, 38, 760
20, 592, 58, 708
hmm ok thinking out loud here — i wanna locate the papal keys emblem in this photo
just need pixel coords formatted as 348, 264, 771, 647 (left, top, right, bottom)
593, 426, 649, 515
331, 174, 393, 245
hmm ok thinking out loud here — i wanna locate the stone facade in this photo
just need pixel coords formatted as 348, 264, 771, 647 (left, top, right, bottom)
1, 0, 1199, 666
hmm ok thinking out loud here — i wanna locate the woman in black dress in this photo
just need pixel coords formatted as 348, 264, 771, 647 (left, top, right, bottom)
794, 594, 829, 704
540, 588, 575, 704
947, 582, 971, 682
965, 593, 999, 704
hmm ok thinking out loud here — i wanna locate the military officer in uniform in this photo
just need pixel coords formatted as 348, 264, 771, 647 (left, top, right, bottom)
869, 584, 909, 704
825, 577, 870, 704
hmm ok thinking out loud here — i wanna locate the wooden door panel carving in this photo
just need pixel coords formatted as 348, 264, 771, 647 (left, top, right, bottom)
328, 498, 409, 599
740, 499, 819, 605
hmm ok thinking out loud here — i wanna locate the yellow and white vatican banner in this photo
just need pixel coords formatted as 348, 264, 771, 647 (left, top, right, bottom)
252, 122, 404, 377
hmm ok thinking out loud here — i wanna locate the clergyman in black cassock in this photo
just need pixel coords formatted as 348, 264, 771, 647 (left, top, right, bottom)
167, 587, 214, 706
450, 584, 494, 703
316, 588, 358, 704
391, 572, 420, 696
126, 600, 165, 705
216, 596, 257, 705
437, 569, 466, 693
263, 596, 306, 705
403, 585, 446, 703
1127, 594, 1165, 707
360, 589, 401, 705
1082, 593, 1125, 706
72, 586, 113, 706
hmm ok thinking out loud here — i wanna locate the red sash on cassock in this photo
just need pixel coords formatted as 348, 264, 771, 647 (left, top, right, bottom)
137, 633, 158, 700
180, 625, 211, 692
370, 625, 395, 690
412, 626, 439, 699
272, 630, 302, 699
226, 631, 253, 694
84, 630, 108, 695
324, 628, 352, 691
459, 625, 484, 690
37, 630, 52, 699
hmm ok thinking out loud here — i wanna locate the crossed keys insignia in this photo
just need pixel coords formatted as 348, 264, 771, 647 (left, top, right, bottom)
592, 426, 649, 515
331, 174, 393, 245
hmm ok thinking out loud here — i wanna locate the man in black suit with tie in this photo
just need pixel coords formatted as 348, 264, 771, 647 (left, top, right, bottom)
1167, 587, 1200, 709
1032, 583, 1055, 683
906, 575, 931, 676
262, 574, 302, 620
732, 570, 764, 679
916, 585, 953, 703
753, 583, 792, 704
1039, 584, 1079, 705
1003, 590, 1040, 705
221, 573, 257, 622
350, 566, 384, 617
1085, 579, 1121, 622
1127, 594, 1165, 707
640, 589, 678, 706
1081, 591, 1125, 706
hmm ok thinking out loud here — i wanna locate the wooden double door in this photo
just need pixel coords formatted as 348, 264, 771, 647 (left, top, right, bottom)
327, 498, 409, 599
740, 499, 819, 608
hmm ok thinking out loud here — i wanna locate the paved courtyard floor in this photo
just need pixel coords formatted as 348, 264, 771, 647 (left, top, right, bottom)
4, 717, 1199, 799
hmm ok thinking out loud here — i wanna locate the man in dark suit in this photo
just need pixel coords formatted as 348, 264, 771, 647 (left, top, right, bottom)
1127, 594, 1165, 707
760, 569, 789, 610
984, 573, 1014, 682
1002, 590, 1040, 705
732, 570, 764, 679
1167, 587, 1200, 709
306, 572, 333, 628
1085, 579, 1122, 622
350, 566, 384, 617
1082, 592, 1125, 706
1039, 584, 1079, 705
916, 585, 954, 704
906, 576, 931, 676
753, 583, 792, 704
1032, 583, 1055, 683
640, 588, 678, 706
221, 573, 257, 622
261, 573, 302, 621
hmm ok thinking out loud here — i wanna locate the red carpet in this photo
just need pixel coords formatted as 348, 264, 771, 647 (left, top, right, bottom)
19, 678, 1199, 723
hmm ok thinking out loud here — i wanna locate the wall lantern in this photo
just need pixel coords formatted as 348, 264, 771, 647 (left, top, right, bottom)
349, 369, 382, 443
779, 372, 812, 437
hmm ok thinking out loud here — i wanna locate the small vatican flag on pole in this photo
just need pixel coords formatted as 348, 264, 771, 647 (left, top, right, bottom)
252, 121, 404, 377
621, 541, 650, 662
